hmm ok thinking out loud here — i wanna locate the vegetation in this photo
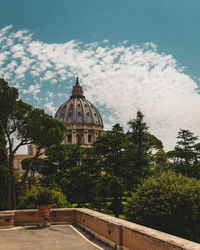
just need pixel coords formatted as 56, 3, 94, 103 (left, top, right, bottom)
0, 78, 65, 209
39, 143, 101, 207
18, 187, 71, 209
1, 78, 200, 242
0, 123, 11, 210
124, 171, 200, 243
167, 129, 200, 178
124, 111, 163, 192
93, 124, 127, 217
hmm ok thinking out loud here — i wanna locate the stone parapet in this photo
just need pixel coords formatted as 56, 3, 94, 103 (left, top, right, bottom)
0, 208, 199, 250
0, 210, 15, 228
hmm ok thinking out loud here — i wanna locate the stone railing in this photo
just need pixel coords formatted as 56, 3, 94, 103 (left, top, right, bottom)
0, 208, 199, 250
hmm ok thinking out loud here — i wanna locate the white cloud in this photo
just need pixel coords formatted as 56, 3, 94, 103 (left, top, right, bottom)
1, 26, 200, 150
23, 84, 41, 101
40, 70, 56, 81
47, 91, 55, 98
44, 101, 56, 114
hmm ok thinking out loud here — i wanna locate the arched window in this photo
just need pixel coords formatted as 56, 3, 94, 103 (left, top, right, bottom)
67, 134, 72, 143
88, 134, 92, 143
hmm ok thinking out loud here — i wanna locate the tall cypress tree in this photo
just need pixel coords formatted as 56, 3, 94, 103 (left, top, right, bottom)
0, 123, 11, 210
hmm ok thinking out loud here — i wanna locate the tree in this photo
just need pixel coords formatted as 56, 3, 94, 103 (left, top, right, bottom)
168, 129, 200, 178
0, 79, 65, 209
21, 157, 44, 190
124, 111, 163, 191
39, 143, 101, 207
0, 78, 18, 128
93, 123, 127, 217
7, 106, 65, 209
19, 108, 66, 187
124, 171, 200, 243
0, 123, 11, 210
0, 78, 18, 210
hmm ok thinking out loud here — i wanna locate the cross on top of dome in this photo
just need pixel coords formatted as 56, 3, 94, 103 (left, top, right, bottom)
71, 76, 84, 98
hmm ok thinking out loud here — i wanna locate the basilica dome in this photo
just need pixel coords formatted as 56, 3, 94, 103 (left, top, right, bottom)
54, 77, 104, 145
55, 78, 103, 127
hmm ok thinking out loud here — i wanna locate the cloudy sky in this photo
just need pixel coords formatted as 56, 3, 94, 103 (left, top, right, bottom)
1, 0, 200, 151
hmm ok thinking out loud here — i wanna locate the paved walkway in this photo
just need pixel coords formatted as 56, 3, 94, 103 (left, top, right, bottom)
0, 225, 113, 250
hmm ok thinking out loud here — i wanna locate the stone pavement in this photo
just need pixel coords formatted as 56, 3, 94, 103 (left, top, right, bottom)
0, 225, 113, 250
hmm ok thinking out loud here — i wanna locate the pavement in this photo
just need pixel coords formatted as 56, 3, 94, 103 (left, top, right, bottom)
0, 224, 113, 250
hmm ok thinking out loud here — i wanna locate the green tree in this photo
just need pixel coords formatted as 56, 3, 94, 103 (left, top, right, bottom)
19, 108, 65, 187
0, 78, 18, 210
0, 78, 18, 128
124, 111, 163, 191
168, 129, 200, 178
93, 123, 127, 217
0, 123, 11, 210
6, 106, 65, 209
40, 143, 100, 206
21, 157, 44, 190
124, 171, 200, 243
0, 79, 65, 209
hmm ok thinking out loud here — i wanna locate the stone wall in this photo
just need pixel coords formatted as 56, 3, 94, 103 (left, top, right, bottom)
0, 208, 199, 250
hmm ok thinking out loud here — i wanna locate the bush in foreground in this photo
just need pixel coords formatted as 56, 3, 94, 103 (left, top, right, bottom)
18, 187, 71, 209
124, 171, 200, 243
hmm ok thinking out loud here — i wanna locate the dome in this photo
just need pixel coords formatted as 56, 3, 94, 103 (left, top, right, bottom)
55, 77, 103, 128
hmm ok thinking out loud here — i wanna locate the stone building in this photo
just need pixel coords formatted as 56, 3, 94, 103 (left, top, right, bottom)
54, 77, 104, 146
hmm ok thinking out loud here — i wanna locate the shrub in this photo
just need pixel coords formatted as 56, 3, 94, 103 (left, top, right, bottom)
18, 186, 71, 209
36, 187, 53, 205
124, 171, 200, 243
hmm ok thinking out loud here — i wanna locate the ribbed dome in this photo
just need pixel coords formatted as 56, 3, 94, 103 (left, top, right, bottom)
55, 78, 103, 127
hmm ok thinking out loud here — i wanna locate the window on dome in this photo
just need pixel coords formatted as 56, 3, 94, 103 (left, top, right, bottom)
87, 112, 90, 116
88, 134, 92, 143
78, 112, 81, 116
67, 134, 72, 143
77, 103, 80, 107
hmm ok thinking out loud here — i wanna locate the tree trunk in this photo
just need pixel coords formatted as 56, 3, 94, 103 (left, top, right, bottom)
8, 154, 16, 210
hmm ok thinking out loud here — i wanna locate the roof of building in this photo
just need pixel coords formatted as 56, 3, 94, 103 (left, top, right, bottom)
55, 77, 103, 127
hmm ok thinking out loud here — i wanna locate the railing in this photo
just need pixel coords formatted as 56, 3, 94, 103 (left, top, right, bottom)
0, 208, 199, 250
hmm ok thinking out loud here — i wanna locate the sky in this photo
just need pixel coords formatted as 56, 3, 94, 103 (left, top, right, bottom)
0, 0, 200, 151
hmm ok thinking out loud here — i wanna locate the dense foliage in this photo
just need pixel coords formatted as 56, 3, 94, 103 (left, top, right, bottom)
124, 171, 200, 243
18, 187, 71, 209
0, 79, 65, 209
0, 123, 11, 210
167, 129, 200, 178
1, 78, 200, 242
39, 144, 101, 207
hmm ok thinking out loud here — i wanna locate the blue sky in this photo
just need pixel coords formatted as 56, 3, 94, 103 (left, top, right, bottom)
0, 0, 200, 150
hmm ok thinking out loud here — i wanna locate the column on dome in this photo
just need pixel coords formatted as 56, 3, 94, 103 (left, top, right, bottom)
94, 131, 98, 142
89, 131, 94, 144
83, 129, 88, 145
72, 130, 76, 144
64, 131, 67, 144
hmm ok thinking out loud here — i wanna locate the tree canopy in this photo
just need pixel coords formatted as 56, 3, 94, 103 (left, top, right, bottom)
167, 129, 200, 178
0, 79, 65, 209
124, 171, 200, 243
